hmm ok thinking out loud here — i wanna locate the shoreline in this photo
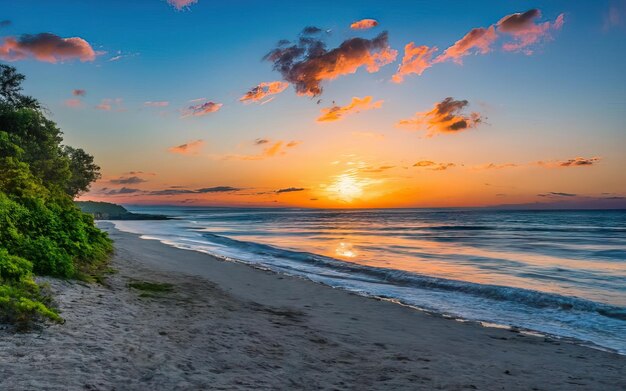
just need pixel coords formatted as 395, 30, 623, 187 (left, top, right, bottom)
1, 223, 624, 390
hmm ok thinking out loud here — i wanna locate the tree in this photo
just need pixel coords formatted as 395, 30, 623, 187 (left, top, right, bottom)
0, 65, 39, 110
63, 146, 101, 197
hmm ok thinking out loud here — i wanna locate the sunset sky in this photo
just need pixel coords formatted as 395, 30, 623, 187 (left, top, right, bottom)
2, 0, 625, 208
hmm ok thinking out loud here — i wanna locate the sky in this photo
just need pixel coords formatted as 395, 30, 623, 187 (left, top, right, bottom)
1, 0, 625, 208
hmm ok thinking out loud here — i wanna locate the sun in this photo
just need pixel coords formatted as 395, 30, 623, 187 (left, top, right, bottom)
327, 174, 364, 203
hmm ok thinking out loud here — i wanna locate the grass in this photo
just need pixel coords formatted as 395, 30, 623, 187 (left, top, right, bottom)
128, 281, 174, 297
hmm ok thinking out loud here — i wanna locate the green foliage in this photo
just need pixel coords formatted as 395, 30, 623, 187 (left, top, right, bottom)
0, 66, 111, 328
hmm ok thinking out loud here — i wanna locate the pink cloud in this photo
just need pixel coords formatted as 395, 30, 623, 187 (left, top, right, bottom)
96, 98, 124, 111
350, 19, 379, 30
0, 33, 98, 63
167, 0, 198, 10
240, 81, 289, 104
392, 43, 438, 83
317, 96, 383, 122
497, 9, 565, 54
64, 99, 82, 108
144, 101, 169, 107
434, 26, 497, 64
181, 100, 222, 117
168, 139, 204, 155
72, 89, 86, 96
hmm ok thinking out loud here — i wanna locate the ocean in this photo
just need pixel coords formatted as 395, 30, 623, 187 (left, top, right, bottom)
114, 207, 626, 354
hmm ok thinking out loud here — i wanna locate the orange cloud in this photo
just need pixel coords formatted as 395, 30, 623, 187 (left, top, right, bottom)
397, 97, 483, 136
0, 33, 98, 63
537, 157, 600, 168
350, 19, 379, 30
168, 139, 204, 155
317, 96, 383, 122
181, 100, 222, 117
413, 161, 456, 170
497, 9, 564, 54
225, 139, 299, 160
167, 0, 198, 10
265, 29, 397, 96
240, 81, 289, 104
392, 43, 438, 83
434, 26, 497, 64
475, 163, 519, 170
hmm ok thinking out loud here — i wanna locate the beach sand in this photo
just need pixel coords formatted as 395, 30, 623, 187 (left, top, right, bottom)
1, 223, 624, 390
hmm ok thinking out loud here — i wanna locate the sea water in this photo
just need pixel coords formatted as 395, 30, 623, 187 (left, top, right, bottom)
113, 207, 626, 354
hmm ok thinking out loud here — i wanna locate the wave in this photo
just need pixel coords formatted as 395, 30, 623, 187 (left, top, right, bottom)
198, 232, 626, 322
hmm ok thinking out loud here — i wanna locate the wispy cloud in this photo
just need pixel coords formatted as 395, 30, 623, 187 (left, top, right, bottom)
109, 176, 147, 185
106, 187, 142, 195
144, 101, 169, 107
350, 19, 379, 30
0, 33, 99, 63
497, 9, 564, 54
95, 98, 125, 111
265, 28, 397, 96
72, 89, 86, 96
317, 96, 383, 122
168, 139, 204, 155
537, 157, 601, 168
148, 186, 241, 196
413, 160, 456, 171
240, 81, 289, 104
64, 99, 83, 108
225, 139, 299, 160
181, 100, 222, 117
275, 187, 306, 194
397, 97, 483, 136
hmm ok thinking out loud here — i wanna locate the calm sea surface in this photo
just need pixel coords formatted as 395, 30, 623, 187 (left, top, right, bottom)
115, 207, 626, 354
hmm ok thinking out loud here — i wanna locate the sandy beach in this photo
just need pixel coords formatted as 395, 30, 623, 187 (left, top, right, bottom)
1, 223, 624, 390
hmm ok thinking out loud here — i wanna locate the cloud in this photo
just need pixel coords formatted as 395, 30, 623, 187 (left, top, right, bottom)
109, 176, 147, 185
317, 96, 383, 122
537, 192, 577, 198
181, 100, 222, 117
359, 165, 395, 173
225, 139, 300, 160
106, 187, 142, 195
72, 89, 86, 96
275, 187, 306, 194
265, 29, 397, 96
497, 9, 564, 54
392, 43, 438, 83
168, 139, 204, 155
604, 2, 625, 31
64, 99, 82, 108
350, 19, 379, 30
434, 26, 497, 64
95, 98, 124, 111
475, 163, 519, 170
537, 157, 601, 168
0, 33, 98, 63
397, 97, 483, 136
240, 81, 289, 104
144, 101, 169, 107
0, 20, 11, 29
125, 171, 156, 176
167, 0, 198, 10
148, 186, 241, 196
413, 160, 456, 171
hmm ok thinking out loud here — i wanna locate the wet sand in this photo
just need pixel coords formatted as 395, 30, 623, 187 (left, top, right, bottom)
1, 223, 624, 390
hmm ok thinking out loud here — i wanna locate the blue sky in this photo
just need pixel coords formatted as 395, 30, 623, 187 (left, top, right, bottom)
1, 0, 625, 207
